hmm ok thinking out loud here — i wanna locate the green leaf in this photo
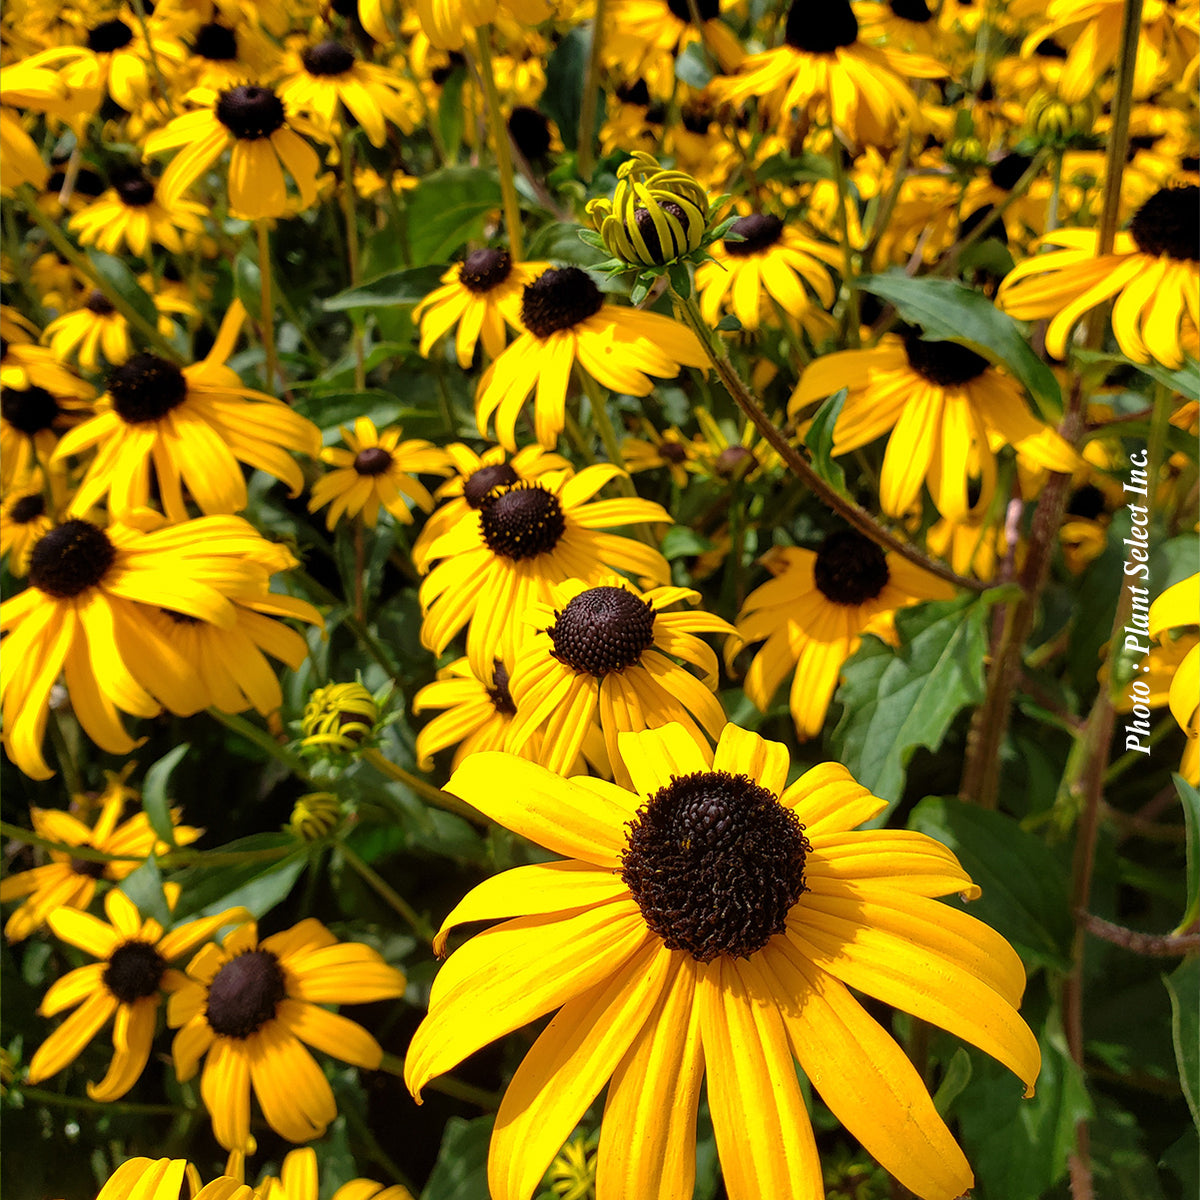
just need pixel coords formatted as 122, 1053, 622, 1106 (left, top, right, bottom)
542, 28, 603, 151
803, 387, 847, 494
1073, 348, 1200, 402
404, 167, 503, 266
667, 262, 692, 299
715, 314, 742, 332
86, 250, 158, 329
908, 796, 1074, 970
233, 247, 261, 320
436, 63, 467, 162
576, 227, 607, 250
323, 265, 447, 311
660, 525, 715, 560
168, 833, 305, 921
118, 855, 171, 928
1174, 775, 1200, 933
932, 1047, 973, 1117
422, 1114, 495, 1200
858, 272, 1064, 420
675, 41, 713, 89
830, 593, 993, 814
141, 742, 190, 848
1164, 956, 1200, 1128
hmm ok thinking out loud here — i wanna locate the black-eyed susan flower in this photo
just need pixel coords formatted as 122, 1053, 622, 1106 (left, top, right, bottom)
0, 513, 314, 778
412, 442, 570, 573
53, 303, 320, 522
144, 84, 325, 221
695, 213, 839, 332
997, 184, 1200, 368
411, 0, 552, 52
475, 266, 707, 450
27, 889, 247, 1101
406, 723, 1041, 1200
0, 469, 58, 574
252, 1146, 417, 1200
182, 17, 282, 92
0, 50, 79, 190
94, 1157, 253, 1200
733, 532, 957, 740
308, 417, 452, 530
1149, 573, 1199, 751
789, 330, 1080, 520
67, 164, 208, 257
413, 657, 527, 771
414, 250, 550, 369
505, 576, 734, 785
167, 917, 407, 1151
621, 418, 701, 489
42, 290, 135, 373
418, 465, 672, 681
0, 774, 201, 942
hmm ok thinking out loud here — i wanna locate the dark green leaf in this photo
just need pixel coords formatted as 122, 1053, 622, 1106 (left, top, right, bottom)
542, 29, 603, 151
168, 833, 304, 921
715, 314, 742, 332
118, 855, 171, 928
667, 262, 692, 299
1074, 348, 1200, 402
405, 167, 503, 266
436, 64, 467, 161
233, 248, 261, 320
803, 387, 847, 494
1177, 775, 1200, 932
323, 265, 448, 311
141, 743, 190, 847
660, 526, 715, 560
858, 272, 1063, 420
675, 42, 713, 89
1164, 956, 1199, 1128
909, 797, 1074, 970
86, 250, 158, 329
830, 593, 993, 814
422, 1114, 495, 1200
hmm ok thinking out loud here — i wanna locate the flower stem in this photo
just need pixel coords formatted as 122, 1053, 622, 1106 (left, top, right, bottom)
1094, 0, 1144, 261
361, 747, 487, 827
576, 0, 608, 182
256, 219, 281, 392
474, 26, 524, 260
337, 839, 434, 945
377, 1053, 502, 1108
292, 568, 402, 680
828, 133, 861, 346
670, 287, 984, 592
339, 128, 366, 390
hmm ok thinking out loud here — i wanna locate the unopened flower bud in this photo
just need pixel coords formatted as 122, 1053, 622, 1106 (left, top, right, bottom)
289, 793, 344, 842
301, 682, 379, 753
1027, 91, 1097, 145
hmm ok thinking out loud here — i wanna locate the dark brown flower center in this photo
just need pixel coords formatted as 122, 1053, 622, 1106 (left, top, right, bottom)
520, 268, 604, 338
2, 385, 61, 435
1067, 484, 1106, 520
724, 213, 784, 257
785, 0, 859, 53
354, 446, 393, 476
666, 0, 719, 20
86, 291, 117, 315
107, 353, 189, 424
902, 332, 989, 386
479, 482, 566, 560
660, 440, 688, 463
508, 106, 552, 161
192, 22, 238, 61
87, 19, 134, 52
548, 586, 656, 676
9, 492, 46, 523
302, 41, 356, 76
488, 660, 516, 714
715, 445, 754, 478
459, 249, 513, 294
617, 79, 651, 107
216, 85, 286, 140
891, 0, 932, 22
621, 770, 810, 961
104, 940, 168, 1003
113, 168, 156, 207
990, 153, 1033, 191
29, 520, 117, 598
463, 461, 519, 507
1129, 185, 1200, 262
69, 855, 109, 880
631, 200, 689, 263
813, 529, 890, 606
205, 949, 287, 1038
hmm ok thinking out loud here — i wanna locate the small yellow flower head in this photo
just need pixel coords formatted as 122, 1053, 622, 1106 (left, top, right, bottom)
301, 682, 379, 753
944, 135, 987, 173
289, 793, 344, 842
586, 152, 709, 266
1027, 91, 1098, 145
549, 1133, 598, 1200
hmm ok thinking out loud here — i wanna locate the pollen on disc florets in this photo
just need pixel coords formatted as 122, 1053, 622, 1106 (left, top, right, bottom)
28, 519, 117, 599
192, 22, 238, 60
216, 85, 287, 140
479, 481, 567, 560
785, 0, 859, 53
459, 248, 513, 294
1129, 185, 1200, 262
107, 353, 189, 424
463, 461, 519, 507
103, 941, 168, 1003
205, 949, 287, 1039
520, 268, 604, 339
724, 213, 784, 257
302, 40, 356, 76
354, 446, 393, 476
87, 18, 134, 52
902, 331, 990, 387
621, 769, 810, 961
548, 586, 656, 676
1, 385, 61, 435
813, 529, 890, 606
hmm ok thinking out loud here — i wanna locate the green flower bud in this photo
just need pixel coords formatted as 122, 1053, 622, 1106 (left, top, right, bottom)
300, 682, 379, 753
289, 792, 343, 842
1027, 91, 1097, 145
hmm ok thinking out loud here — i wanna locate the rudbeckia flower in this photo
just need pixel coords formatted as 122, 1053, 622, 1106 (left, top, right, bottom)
95, 1158, 253, 1200
309, 417, 452, 530
413, 250, 550, 369
42, 290, 136, 373
1149, 574, 1199, 751
733, 532, 956, 740
144, 84, 325, 221
621, 419, 701, 489
253, 1147, 416, 1200
52, 302, 321, 522
0, 468, 60, 575
789, 330, 1080, 520
410, 0, 552, 52
695, 213, 839, 332
406, 723, 1041, 1200
182, 17, 282, 92
168, 917, 407, 1151
476, 266, 707, 451
997, 184, 1200, 369
418, 465, 672, 681
505, 576, 734, 784
413, 657, 528, 771
27, 890, 247, 1101
0, 774, 200, 942
67, 164, 208, 257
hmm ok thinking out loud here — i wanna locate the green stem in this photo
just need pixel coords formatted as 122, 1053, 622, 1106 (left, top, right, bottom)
378, 1052, 502, 1109
48, 711, 83, 796
860, 132, 912, 273
474, 26, 524, 260
671, 287, 984, 592
130, 0, 177, 118
19, 1085, 184, 1116
575, 369, 633, 485
828, 134, 860, 346
361, 747, 487, 826
1046, 150, 1064, 233
256, 219, 281, 391
207, 708, 314, 783
339, 128, 366, 391
576, 0, 608, 182
293, 568, 402, 680
18, 186, 182, 361
338, 839, 434, 945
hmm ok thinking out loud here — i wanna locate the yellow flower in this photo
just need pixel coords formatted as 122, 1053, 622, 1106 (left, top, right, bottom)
42, 291, 136, 373
94, 1158, 253, 1200
1149, 574, 1199, 744
1, 469, 58, 575
406, 723, 1040, 1200
300, 682, 380, 753
0, 775, 201, 942
28, 890, 247, 1101
67, 165, 208, 257
53, 302, 320, 522
620, 419, 701, 489
254, 1147, 416, 1200
168, 917, 406, 1151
